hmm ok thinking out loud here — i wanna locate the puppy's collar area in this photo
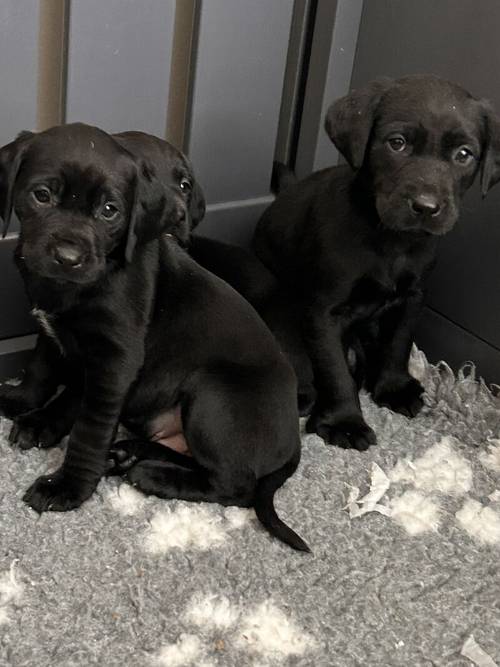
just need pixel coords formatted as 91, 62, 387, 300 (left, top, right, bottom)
31, 307, 65, 355
163, 233, 180, 245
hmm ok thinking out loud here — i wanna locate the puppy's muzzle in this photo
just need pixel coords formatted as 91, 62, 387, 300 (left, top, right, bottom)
408, 193, 442, 218
48, 235, 91, 274
52, 241, 86, 269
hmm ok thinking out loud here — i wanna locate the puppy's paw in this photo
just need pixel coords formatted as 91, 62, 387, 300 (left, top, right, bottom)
125, 462, 162, 495
106, 441, 140, 476
23, 472, 95, 512
0, 384, 36, 420
9, 416, 66, 450
8, 423, 38, 450
297, 389, 316, 417
306, 412, 376, 450
373, 376, 424, 417
36, 424, 67, 449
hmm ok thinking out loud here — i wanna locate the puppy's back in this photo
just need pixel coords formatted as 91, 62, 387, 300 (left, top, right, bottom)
253, 164, 352, 277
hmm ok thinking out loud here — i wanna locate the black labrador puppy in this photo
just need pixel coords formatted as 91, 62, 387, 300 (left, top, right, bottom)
197, 75, 500, 452
0, 123, 308, 551
252, 75, 500, 450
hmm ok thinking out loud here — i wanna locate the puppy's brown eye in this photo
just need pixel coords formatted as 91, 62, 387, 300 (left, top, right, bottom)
387, 135, 406, 152
453, 146, 475, 165
101, 203, 119, 220
32, 187, 52, 205
180, 178, 191, 194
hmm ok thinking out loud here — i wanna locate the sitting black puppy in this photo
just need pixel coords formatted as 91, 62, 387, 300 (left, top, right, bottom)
252, 75, 500, 450
195, 75, 500, 452
0, 123, 308, 551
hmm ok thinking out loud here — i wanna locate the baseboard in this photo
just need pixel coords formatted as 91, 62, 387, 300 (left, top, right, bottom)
0, 335, 37, 381
194, 195, 273, 247
416, 307, 500, 386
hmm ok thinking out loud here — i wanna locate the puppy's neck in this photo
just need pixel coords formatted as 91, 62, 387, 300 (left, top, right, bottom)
350, 168, 433, 245
21, 266, 95, 315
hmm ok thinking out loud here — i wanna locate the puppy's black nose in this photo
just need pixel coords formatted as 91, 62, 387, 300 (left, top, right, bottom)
53, 244, 84, 268
409, 194, 441, 217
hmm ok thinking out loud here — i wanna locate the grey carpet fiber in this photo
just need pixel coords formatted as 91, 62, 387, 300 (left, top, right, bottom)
1, 347, 500, 667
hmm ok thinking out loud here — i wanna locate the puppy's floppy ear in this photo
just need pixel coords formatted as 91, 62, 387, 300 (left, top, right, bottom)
478, 100, 500, 197
0, 131, 35, 237
324, 77, 393, 170
124, 161, 184, 263
187, 179, 206, 230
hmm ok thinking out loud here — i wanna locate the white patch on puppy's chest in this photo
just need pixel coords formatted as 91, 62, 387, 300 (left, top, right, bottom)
31, 308, 64, 355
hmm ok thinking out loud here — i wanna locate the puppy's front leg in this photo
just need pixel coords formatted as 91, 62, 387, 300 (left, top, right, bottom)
23, 344, 141, 512
304, 303, 376, 450
371, 290, 424, 417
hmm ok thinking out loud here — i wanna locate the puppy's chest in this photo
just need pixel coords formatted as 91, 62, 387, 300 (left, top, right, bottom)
31, 308, 79, 356
347, 258, 418, 318
31, 308, 65, 354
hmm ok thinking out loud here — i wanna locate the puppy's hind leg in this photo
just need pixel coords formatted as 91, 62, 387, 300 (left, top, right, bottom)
106, 438, 199, 474
107, 437, 253, 505
180, 366, 309, 551
124, 461, 253, 507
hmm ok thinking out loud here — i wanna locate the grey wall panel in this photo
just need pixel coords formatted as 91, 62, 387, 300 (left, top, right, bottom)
424, 185, 500, 349
186, 0, 294, 206
65, 0, 176, 135
0, 3, 39, 339
350, 0, 500, 372
311, 0, 363, 173
274, 0, 314, 166
0, 1, 40, 145
0, 238, 36, 340
294, 0, 363, 178
351, 0, 500, 96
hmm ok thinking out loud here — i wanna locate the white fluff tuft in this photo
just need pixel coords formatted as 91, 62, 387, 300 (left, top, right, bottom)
0, 562, 23, 606
390, 490, 441, 535
0, 562, 24, 626
184, 594, 240, 629
479, 440, 500, 473
105, 483, 145, 516
456, 499, 500, 545
390, 437, 472, 496
145, 505, 227, 553
237, 600, 316, 657
152, 634, 201, 666
224, 506, 255, 529
408, 344, 428, 382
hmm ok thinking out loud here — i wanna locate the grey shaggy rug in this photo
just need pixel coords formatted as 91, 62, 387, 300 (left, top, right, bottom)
1, 347, 500, 667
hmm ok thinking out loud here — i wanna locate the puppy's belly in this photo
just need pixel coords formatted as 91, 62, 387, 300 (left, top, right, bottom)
147, 406, 191, 456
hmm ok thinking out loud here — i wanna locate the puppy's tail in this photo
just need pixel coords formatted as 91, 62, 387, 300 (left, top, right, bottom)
270, 161, 297, 195
254, 457, 310, 552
